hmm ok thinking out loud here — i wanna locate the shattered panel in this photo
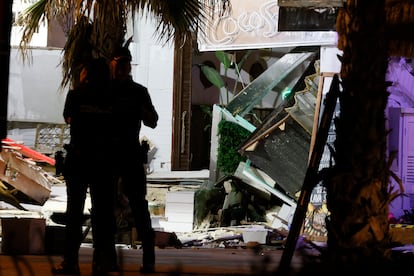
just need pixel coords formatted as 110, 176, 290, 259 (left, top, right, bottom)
226, 52, 315, 117
242, 115, 311, 198
285, 89, 317, 134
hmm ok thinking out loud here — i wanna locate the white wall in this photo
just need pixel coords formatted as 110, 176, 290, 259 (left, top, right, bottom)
130, 17, 174, 172
8, 48, 66, 124
7, 16, 175, 173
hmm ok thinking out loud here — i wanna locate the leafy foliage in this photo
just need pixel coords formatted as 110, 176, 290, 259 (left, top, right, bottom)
199, 50, 251, 104
18, 0, 231, 89
200, 65, 224, 89
217, 120, 250, 175
214, 50, 232, 68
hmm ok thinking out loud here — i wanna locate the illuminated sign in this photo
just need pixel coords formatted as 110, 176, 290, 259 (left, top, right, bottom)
198, 0, 337, 51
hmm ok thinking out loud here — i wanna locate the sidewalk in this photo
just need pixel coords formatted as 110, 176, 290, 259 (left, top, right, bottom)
0, 245, 304, 276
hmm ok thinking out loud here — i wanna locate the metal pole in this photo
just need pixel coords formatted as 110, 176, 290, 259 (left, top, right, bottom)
277, 74, 340, 274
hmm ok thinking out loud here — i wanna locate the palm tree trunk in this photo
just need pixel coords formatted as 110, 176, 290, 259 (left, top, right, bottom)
325, 0, 393, 270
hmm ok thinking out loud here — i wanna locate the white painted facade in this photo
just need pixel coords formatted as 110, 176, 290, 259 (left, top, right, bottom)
8, 7, 175, 173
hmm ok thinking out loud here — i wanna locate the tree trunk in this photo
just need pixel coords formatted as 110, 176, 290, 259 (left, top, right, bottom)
325, 0, 393, 271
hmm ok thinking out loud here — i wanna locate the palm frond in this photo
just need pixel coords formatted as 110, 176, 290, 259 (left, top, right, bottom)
19, 0, 48, 61
61, 16, 93, 89
140, 0, 231, 46
19, 0, 76, 58
19, 0, 231, 89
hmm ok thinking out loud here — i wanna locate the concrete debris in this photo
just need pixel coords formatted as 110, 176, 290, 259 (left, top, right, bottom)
0, 147, 55, 205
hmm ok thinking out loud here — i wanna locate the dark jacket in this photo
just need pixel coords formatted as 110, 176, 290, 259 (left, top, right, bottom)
110, 77, 158, 147
63, 83, 112, 152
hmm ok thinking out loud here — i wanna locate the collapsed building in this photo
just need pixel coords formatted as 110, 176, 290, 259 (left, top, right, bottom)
194, 49, 329, 242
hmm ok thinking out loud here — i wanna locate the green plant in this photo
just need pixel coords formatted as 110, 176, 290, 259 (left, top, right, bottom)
199, 51, 255, 176
217, 120, 250, 175
199, 50, 251, 105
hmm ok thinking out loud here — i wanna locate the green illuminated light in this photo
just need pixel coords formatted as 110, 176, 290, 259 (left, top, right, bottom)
282, 88, 292, 100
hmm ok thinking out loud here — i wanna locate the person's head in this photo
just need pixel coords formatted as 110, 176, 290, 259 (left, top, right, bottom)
110, 47, 132, 80
88, 58, 110, 84
76, 58, 110, 87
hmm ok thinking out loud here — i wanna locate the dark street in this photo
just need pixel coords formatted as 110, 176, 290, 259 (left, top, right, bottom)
0, 246, 304, 276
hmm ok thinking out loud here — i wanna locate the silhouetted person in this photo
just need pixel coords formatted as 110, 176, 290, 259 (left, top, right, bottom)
110, 47, 158, 273
53, 58, 117, 276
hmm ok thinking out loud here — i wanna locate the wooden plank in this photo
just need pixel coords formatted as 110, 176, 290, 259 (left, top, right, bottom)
278, 7, 339, 31
278, 0, 344, 7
